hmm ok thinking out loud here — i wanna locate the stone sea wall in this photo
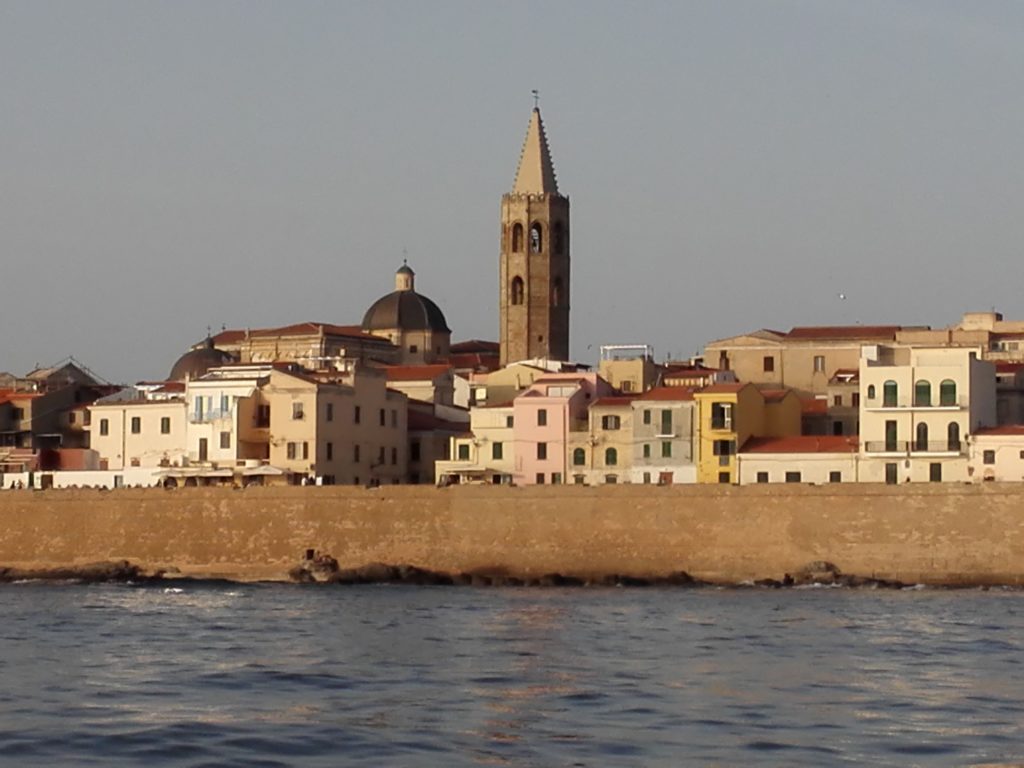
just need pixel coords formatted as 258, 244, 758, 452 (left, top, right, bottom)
0, 484, 1022, 584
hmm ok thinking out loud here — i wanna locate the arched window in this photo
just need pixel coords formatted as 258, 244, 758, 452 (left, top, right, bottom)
867, 384, 876, 400
572, 447, 585, 466
511, 223, 524, 252
553, 221, 564, 255
940, 379, 957, 407
947, 422, 960, 451
530, 223, 543, 253
605, 447, 617, 466
914, 380, 932, 407
915, 422, 929, 451
510, 276, 524, 306
552, 276, 563, 307
883, 380, 898, 408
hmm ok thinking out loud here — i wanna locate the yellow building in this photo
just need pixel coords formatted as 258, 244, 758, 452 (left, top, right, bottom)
694, 383, 801, 484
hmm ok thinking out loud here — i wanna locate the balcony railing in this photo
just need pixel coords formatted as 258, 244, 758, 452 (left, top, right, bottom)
866, 396, 969, 410
189, 409, 232, 423
863, 440, 965, 455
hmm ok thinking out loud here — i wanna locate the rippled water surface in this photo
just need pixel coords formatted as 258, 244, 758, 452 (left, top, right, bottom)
1, 584, 1023, 766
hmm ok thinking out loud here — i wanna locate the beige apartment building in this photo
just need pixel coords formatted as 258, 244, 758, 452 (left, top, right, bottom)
436, 404, 515, 484
88, 398, 188, 470
629, 388, 697, 485
858, 345, 996, 484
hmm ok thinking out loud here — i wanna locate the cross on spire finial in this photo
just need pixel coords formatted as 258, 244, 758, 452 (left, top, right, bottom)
402, 247, 408, 266
532, 89, 539, 109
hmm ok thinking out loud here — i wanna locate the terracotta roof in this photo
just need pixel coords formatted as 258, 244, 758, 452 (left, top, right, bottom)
741, 436, 859, 454
636, 387, 695, 401
996, 362, 1024, 373
785, 325, 902, 340
760, 389, 790, 403
801, 398, 829, 414
447, 353, 501, 372
480, 399, 515, 409
380, 364, 452, 382
592, 396, 634, 407
155, 382, 186, 393
974, 426, 1024, 436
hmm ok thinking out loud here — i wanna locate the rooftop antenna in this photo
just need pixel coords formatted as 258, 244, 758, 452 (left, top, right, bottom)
532, 89, 540, 109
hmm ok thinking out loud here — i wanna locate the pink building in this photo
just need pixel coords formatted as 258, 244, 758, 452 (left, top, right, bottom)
512, 373, 613, 485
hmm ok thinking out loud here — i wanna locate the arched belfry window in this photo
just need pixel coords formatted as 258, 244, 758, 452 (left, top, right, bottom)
553, 222, 564, 255
530, 223, 543, 253
510, 276, 525, 306
552, 277, 563, 307
511, 223, 524, 253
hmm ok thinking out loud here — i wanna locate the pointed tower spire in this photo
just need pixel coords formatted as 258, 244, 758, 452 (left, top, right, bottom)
512, 107, 559, 195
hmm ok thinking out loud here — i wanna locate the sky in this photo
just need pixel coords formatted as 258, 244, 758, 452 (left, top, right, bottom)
3, 1, 1024, 383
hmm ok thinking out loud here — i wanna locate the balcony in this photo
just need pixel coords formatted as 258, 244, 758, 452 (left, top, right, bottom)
863, 440, 965, 456
865, 396, 968, 411
189, 409, 232, 423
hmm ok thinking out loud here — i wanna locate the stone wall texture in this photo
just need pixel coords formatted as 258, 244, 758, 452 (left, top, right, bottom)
1, 484, 1024, 584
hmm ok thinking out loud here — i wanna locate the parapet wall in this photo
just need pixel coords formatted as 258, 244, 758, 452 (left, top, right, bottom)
1, 484, 1023, 584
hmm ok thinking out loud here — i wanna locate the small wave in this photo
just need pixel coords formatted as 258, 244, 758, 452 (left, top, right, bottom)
163, 587, 184, 594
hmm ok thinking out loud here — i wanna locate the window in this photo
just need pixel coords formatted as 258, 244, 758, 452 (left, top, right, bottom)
130, 417, 141, 434
552, 473, 562, 485
68, 412, 76, 425
354, 405, 361, 424
814, 355, 825, 373
220, 431, 231, 449
506, 415, 514, 428
572, 447, 585, 466
605, 474, 618, 484
492, 442, 503, 460
712, 440, 735, 456
510, 276, 525, 305
354, 444, 361, 463
302, 442, 309, 460
530, 222, 543, 252
885, 462, 898, 484
391, 409, 398, 428
833, 395, 842, 407
290, 402, 303, 420
409, 345, 418, 354
867, 385, 876, 400
256, 405, 270, 428
763, 356, 775, 373
410, 441, 421, 462
287, 442, 297, 460
984, 449, 996, 465
601, 414, 621, 430
643, 472, 652, 484
537, 443, 547, 460
661, 441, 672, 458
391, 447, 398, 465
220, 394, 229, 413
914, 380, 932, 407
718, 472, 731, 484
785, 471, 801, 483
574, 475, 585, 485
536, 473, 545, 485
12, 407, 24, 421
852, 393, 860, 408
378, 446, 385, 464
660, 409, 672, 434
643, 410, 651, 425
885, 420, 898, 452
379, 409, 386, 426
710, 402, 732, 430
829, 471, 842, 483
940, 379, 957, 407
915, 423, 929, 452
832, 421, 844, 436
511, 222, 524, 252
930, 462, 942, 482
537, 409, 547, 426
326, 403, 333, 422
99, 418, 109, 437
948, 422, 961, 451
756, 472, 769, 484
605, 447, 617, 466
883, 380, 898, 407
326, 442, 333, 461
643, 444, 651, 459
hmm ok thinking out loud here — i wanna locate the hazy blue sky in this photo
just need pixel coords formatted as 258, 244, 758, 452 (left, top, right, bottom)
4, 1, 1024, 382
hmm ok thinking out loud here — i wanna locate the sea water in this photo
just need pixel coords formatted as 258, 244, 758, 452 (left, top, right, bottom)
0, 583, 1022, 767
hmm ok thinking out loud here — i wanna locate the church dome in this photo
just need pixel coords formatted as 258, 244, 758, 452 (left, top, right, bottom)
361, 264, 451, 334
168, 337, 235, 381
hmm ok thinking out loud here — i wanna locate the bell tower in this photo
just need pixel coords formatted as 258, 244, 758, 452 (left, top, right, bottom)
499, 103, 570, 366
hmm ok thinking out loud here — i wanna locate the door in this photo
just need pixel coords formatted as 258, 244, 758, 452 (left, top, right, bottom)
198, 438, 208, 462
